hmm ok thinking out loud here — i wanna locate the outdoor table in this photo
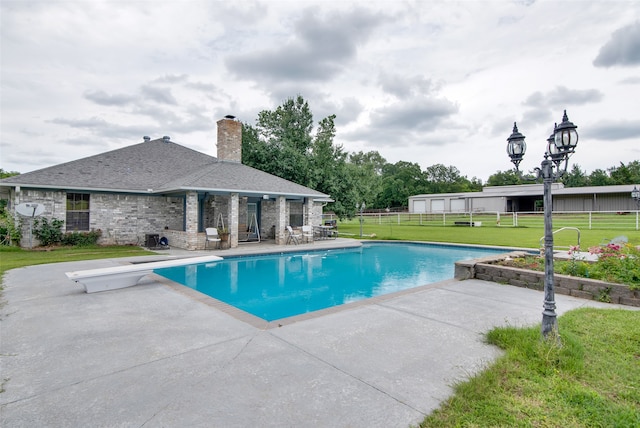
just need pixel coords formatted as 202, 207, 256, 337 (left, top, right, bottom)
314, 225, 336, 240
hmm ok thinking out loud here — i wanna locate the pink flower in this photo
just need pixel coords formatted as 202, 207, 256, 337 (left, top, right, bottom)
589, 246, 603, 255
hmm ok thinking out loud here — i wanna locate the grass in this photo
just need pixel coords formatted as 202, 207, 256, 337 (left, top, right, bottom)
0, 245, 153, 281
419, 308, 640, 427
336, 221, 639, 249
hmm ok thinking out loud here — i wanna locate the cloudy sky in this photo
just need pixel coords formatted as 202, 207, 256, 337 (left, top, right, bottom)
2, 0, 639, 182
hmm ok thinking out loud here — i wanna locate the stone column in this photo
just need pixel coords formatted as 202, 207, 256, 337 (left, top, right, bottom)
185, 191, 199, 250
229, 192, 239, 248
304, 197, 314, 226
275, 195, 287, 245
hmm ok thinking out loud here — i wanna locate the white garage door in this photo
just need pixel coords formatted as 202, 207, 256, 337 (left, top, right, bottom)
450, 199, 465, 212
413, 200, 426, 213
431, 199, 445, 212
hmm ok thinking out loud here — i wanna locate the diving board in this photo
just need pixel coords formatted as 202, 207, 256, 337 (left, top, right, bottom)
66, 255, 223, 293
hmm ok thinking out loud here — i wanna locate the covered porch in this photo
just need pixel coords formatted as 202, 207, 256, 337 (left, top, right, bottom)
161, 190, 323, 250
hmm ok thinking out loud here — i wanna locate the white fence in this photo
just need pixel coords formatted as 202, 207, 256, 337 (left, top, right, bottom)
325, 210, 640, 230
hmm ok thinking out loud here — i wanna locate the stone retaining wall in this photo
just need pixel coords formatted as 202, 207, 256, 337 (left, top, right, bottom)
455, 252, 640, 307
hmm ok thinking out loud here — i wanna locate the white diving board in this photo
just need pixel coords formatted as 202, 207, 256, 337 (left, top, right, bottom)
66, 255, 223, 293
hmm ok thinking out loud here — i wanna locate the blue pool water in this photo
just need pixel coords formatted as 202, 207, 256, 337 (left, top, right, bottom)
154, 242, 506, 321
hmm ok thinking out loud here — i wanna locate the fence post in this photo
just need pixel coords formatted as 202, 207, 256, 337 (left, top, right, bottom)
514, 212, 517, 227
420, 213, 422, 225
589, 212, 592, 230
470, 212, 473, 226
443, 212, 446, 226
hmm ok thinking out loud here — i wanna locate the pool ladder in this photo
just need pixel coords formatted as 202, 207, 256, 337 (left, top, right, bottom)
539, 227, 581, 253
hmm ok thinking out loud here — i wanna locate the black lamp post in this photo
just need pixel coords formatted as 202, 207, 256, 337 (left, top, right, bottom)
507, 110, 578, 340
632, 186, 640, 210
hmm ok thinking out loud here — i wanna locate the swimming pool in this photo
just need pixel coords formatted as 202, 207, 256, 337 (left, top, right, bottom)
154, 242, 507, 322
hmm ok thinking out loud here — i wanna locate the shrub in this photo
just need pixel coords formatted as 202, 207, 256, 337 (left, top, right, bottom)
0, 210, 22, 245
32, 217, 64, 246
61, 229, 102, 246
587, 243, 640, 290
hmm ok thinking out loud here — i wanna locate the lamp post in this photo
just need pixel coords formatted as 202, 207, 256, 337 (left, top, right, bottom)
632, 186, 640, 210
356, 202, 366, 237
506, 110, 578, 340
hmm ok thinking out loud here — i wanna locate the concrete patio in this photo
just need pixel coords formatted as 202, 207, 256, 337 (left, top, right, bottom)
1, 239, 636, 427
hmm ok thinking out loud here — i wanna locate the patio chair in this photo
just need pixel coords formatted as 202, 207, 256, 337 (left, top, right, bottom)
301, 225, 314, 243
286, 226, 301, 245
205, 227, 221, 249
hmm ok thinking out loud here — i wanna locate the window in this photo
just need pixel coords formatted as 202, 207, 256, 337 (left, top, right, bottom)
66, 193, 90, 231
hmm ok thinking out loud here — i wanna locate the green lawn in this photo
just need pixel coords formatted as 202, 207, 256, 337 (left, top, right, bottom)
0, 245, 153, 280
336, 221, 639, 249
420, 308, 640, 427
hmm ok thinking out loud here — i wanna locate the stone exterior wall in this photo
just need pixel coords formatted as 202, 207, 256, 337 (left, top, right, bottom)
15, 189, 66, 247
92, 193, 184, 245
14, 189, 185, 247
455, 253, 640, 307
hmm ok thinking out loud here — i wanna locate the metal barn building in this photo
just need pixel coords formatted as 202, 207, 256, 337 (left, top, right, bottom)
409, 184, 639, 214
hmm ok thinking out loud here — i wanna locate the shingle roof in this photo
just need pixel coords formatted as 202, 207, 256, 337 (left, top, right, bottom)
0, 138, 328, 198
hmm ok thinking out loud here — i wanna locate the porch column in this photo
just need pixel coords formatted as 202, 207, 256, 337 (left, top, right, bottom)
185, 191, 199, 250
275, 195, 287, 245
229, 192, 239, 248
304, 197, 314, 226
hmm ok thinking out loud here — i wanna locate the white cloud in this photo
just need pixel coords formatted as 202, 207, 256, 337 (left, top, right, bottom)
1, 0, 639, 182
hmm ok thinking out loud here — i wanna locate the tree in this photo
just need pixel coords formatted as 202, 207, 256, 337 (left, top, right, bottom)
609, 161, 640, 185
242, 96, 357, 218
347, 150, 386, 210
588, 169, 612, 186
307, 115, 355, 218
246, 95, 314, 185
0, 168, 20, 179
562, 164, 589, 187
376, 161, 428, 208
424, 164, 481, 194
486, 169, 523, 186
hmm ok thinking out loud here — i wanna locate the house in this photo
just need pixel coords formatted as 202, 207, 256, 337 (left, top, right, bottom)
409, 183, 639, 213
0, 116, 331, 249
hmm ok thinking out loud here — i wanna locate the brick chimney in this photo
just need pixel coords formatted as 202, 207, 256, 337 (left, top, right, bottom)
216, 115, 242, 162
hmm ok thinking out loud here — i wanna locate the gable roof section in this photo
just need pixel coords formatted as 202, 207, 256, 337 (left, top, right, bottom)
0, 138, 328, 198
159, 162, 326, 197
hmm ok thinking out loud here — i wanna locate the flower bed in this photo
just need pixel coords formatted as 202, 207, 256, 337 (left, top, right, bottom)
454, 249, 640, 307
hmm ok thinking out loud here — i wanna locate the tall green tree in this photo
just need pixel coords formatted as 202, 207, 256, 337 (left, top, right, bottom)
248, 95, 314, 185
609, 161, 640, 185
307, 115, 355, 218
376, 161, 428, 208
242, 96, 357, 218
588, 169, 612, 186
562, 164, 589, 187
347, 150, 386, 210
